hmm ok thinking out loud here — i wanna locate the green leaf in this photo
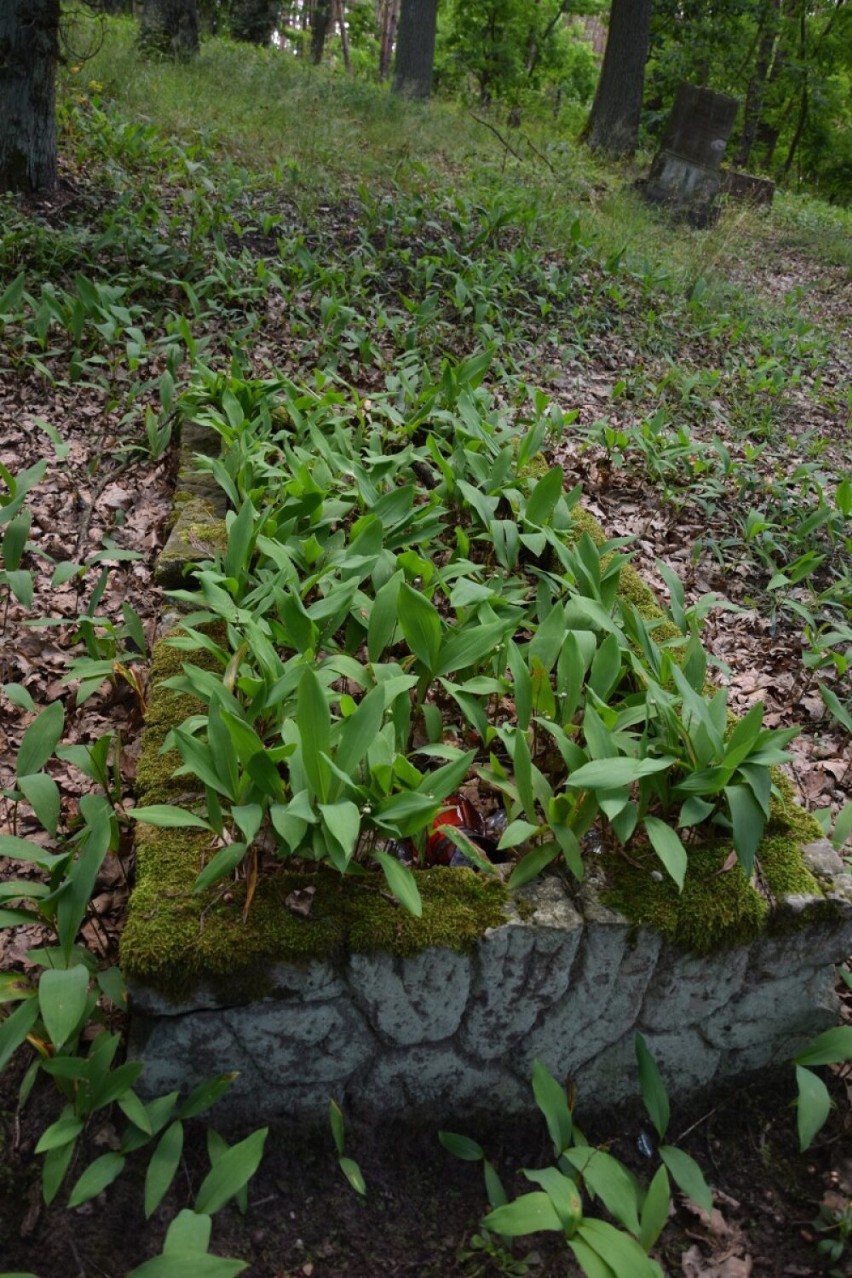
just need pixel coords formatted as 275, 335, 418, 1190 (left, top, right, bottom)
339, 1155, 367, 1196
319, 800, 361, 867
3, 681, 36, 712
126, 1211, 249, 1276
177, 1072, 239, 1120
523, 1165, 583, 1234
678, 795, 715, 829
172, 728, 236, 800
130, 805, 212, 830
588, 633, 623, 702
39, 965, 90, 1049
724, 784, 765, 878
568, 1235, 618, 1278
510, 728, 537, 823
524, 467, 564, 526
659, 1145, 713, 1216
397, 583, 442, 671
367, 571, 402, 662
224, 498, 256, 582
329, 1099, 345, 1156
436, 619, 508, 678
232, 804, 263, 844
372, 851, 423, 917
42, 1138, 76, 1206
532, 1058, 572, 1156
145, 1121, 184, 1217
818, 682, 852, 736
17, 773, 60, 838
643, 816, 688, 892
483, 1191, 564, 1237
67, 1152, 126, 1208
372, 790, 442, 836
830, 801, 852, 852
17, 702, 64, 778
484, 1158, 507, 1209
194, 1127, 268, 1216
90, 1060, 144, 1112
335, 683, 386, 778
530, 605, 570, 672
206, 696, 239, 804
3, 510, 31, 571
507, 841, 560, 890
128, 1249, 249, 1277
194, 841, 247, 893
639, 1164, 671, 1251
297, 666, 331, 802
438, 1131, 484, 1161
565, 757, 673, 790
794, 1065, 831, 1151
794, 1025, 852, 1066
0, 997, 44, 1070
635, 1033, 669, 1140
564, 1146, 641, 1235
576, 1218, 663, 1278
35, 1110, 84, 1154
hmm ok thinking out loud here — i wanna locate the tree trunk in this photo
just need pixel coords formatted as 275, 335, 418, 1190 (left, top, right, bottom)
377, 0, 400, 81
139, 0, 200, 58
335, 0, 351, 71
0, 0, 60, 193
311, 0, 331, 62
230, 0, 279, 44
582, 0, 652, 158
735, 0, 781, 169
392, 0, 439, 99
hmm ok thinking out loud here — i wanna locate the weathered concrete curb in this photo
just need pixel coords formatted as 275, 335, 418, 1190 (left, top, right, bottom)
128, 840, 852, 1122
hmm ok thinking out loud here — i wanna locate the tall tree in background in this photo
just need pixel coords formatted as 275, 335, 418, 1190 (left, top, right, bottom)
139, 0, 200, 57
392, 0, 439, 97
582, 0, 652, 155
0, 0, 60, 193
230, 0, 280, 44
311, 0, 333, 61
377, 0, 401, 79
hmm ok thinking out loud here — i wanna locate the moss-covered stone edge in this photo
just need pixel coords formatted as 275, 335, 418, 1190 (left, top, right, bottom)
598, 773, 826, 955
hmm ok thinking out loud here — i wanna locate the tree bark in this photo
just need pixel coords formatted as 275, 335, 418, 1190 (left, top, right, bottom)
334, 0, 351, 71
392, 0, 439, 99
377, 0, 400, 81
736, 2, 780, 169
230, 0, 279, 44
138, 0, 200, 58
582, 0, 652, 158
311, 0, 331, 62
0, 0, 60, 193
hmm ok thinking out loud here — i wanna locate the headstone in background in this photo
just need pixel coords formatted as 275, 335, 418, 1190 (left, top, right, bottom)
720, 168, 776, 206
642, 83, 739, 225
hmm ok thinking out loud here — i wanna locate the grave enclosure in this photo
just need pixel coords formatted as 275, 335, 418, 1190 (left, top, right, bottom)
124, 433, 852, 1123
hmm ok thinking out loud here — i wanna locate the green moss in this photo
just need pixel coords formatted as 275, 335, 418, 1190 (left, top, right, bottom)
121, 823, 509, 999
135, 628, 227, 800
155, 495, 228, 586
600, 780, 824, 954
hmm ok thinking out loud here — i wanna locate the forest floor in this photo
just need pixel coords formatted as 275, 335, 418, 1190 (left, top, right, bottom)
1, 44, 852, 1275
